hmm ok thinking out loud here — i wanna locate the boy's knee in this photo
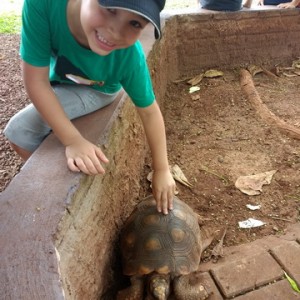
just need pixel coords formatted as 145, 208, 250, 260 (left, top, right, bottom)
8, 141, 32, 161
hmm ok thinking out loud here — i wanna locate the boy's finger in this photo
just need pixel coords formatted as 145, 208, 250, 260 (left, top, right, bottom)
155, 194, 162, 213
95, 147, 109, 163
161, 193, 169, 215
67, 158, 80, 172
168, 192, 174, 210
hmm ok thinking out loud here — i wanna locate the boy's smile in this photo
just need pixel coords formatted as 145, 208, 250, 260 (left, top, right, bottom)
68, 0, 149, 55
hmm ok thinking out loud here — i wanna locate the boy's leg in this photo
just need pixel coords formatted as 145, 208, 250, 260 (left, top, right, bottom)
4, 85, 119, 158
243, 0, 253, 8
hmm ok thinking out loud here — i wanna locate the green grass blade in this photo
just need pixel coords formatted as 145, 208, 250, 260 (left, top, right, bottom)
284, 271, 300, 293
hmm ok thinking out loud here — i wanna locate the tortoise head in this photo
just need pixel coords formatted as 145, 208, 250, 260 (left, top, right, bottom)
147, 273, 171, 300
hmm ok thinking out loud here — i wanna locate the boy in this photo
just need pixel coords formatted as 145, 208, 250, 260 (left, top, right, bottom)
4, 0, 176, 214
199, 0, 244, 11
257, 0, 300, 7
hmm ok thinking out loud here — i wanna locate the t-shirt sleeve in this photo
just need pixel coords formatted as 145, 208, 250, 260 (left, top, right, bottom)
20, 0, 51, 67
120, 45, 155, 108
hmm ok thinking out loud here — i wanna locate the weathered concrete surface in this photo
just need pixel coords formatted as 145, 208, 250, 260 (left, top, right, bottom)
1, 7, 300, 300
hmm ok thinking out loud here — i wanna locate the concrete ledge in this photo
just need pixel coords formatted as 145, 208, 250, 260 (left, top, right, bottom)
0, 91, 127, 299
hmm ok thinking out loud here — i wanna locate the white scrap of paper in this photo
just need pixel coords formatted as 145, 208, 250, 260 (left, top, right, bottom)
238, 218, 266, 229
246, 204, 261, 211
189, 86, 200, 93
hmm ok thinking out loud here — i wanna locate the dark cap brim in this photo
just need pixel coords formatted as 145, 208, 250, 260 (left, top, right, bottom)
98, 0, 163, 39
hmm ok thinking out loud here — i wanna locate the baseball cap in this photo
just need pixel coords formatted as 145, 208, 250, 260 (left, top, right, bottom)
98, 0, 166, 39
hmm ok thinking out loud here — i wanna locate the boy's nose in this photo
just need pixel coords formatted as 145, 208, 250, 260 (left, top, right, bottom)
107, 20, 125, 40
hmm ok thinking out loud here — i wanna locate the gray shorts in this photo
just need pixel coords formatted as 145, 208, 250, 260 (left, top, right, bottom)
4, 84, 119, 152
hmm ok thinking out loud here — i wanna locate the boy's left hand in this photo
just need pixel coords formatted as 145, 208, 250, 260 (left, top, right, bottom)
65, 136, 109, 175
151, 169, 176, 215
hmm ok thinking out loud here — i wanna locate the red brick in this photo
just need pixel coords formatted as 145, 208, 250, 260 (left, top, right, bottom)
211, 251, 283, 298
234, 279, 300, 300
271, 241, 300, 286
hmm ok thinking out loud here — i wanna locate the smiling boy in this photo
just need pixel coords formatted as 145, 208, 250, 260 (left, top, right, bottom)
4, 0, 176, 214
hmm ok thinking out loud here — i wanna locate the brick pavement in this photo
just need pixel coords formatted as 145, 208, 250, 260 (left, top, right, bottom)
197, 223, 300, 299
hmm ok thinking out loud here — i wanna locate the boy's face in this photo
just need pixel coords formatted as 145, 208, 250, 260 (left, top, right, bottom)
80, 0, 149, 55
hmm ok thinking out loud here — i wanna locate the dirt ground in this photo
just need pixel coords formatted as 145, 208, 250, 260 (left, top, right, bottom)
1, 33, 300, 251
142, 63, 300, 251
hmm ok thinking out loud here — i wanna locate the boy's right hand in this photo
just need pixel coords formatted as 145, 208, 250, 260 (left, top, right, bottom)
65, 136, 109, 175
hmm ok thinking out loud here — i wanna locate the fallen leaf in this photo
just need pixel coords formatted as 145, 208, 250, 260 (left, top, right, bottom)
211, 228, 227, 261
292, 59, 300, 69
171, 164, 193, 187
235, 170, 277, 195
283, 72, 297, 78
172, 76, 192, 84
204, 69, 224, 78
293, 70, 300, 76
187, 73, 204, 85
247, 64, 263, 76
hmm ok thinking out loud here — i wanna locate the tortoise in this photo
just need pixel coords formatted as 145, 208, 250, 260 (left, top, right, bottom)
117, 195, 211, 300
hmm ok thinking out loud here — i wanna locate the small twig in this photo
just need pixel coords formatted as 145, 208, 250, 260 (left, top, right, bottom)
268, 216, 293, 222
262, 67, 280, 81
199, 165, 229, 185
285, 194, 300, 201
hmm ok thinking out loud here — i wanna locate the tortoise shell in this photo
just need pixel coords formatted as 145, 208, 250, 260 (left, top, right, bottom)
120, 195, 202, 276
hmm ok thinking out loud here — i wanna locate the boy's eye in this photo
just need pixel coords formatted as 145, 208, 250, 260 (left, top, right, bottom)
107, 8, 116, 14
130, 20, 142, 29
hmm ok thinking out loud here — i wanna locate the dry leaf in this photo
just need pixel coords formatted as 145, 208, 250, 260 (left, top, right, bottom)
248, 64, 263, 76
283, 72, 297, 78
293, 70, 300, 76
204, 69, 224, 78
172, 77, 191, 84
292, 59, 300, 69
211, 228, 227, 260
235, 170, 277, 195
171, 164, 193, 187
187, 73, 204, 85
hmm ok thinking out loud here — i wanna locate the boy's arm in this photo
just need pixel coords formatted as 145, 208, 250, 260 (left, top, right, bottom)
22, 61, 109, 174
136, 101, 176, 214
243, 0, 254, 8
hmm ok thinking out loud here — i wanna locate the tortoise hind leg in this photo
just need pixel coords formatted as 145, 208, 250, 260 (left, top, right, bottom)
173, 272, 211, 300
117, 276, 145, 300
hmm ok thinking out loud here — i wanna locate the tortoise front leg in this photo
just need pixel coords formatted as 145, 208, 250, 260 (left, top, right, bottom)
173, 272, 211, 300
117, 276, 145, 300
146, 273, 171, 300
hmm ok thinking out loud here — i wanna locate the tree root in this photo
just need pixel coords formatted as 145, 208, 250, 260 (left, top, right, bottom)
240, 69, 300, 140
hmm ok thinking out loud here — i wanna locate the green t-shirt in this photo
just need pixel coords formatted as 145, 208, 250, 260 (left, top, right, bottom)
20, 0, 155, 108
